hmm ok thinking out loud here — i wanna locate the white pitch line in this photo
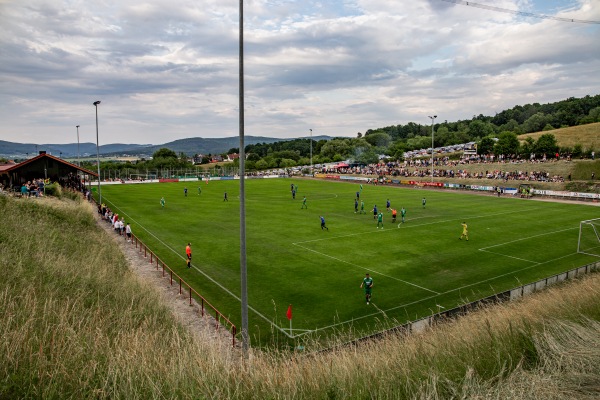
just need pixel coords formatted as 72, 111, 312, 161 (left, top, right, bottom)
479, 227, 577, 250
293, 242, 439, 294
293, 208, 539, 245
478, 249, 538, 264
292, 251, 583, 338
101, 197, 293, 337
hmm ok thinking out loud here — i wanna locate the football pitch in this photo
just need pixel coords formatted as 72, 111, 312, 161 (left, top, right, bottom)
98, 178, 599, 346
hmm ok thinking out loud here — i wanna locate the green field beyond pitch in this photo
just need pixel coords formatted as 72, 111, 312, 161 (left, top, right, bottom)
98, 179, 599, 346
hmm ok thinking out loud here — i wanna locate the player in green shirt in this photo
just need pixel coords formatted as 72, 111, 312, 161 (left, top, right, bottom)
401, 207, 406, 223
197, 186, 202, 195
376, 212, 384, 229
360, 200, 365, 214
360, 273, 373, 304
301, 196, 307, 209
160, 197, 165, 208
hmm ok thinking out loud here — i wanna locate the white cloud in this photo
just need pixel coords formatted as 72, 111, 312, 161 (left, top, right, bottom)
0, 0, 598, 145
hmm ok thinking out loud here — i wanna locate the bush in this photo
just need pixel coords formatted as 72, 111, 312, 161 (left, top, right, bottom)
44, 182, 63, 197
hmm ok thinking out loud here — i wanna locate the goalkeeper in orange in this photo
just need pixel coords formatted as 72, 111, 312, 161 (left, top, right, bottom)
459, 222, 469, 241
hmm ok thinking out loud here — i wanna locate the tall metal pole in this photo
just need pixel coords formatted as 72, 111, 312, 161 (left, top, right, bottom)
239, 0, 249, 356
309, 128, 313, 176
76, 125, 81, 167
428, 115, 437, 183
93, 101, 102, 204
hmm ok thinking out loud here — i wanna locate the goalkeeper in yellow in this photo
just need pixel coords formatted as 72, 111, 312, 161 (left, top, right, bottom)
459, 221, 469, 241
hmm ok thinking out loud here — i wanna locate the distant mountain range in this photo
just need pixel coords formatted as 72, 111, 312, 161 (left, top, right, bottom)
0, 135, 332, 159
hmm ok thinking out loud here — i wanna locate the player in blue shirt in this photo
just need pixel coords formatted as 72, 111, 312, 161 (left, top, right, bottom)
320, 215, 329, 231
372, 205, 378, 220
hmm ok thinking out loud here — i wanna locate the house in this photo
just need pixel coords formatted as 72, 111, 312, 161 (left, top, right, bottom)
227, 153, 239, 162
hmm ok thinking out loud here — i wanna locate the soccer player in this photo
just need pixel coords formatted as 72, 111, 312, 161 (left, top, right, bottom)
185, 243, 192, 267
372, 204, 378, 220
160, 197, 165, 208
391, 208, 397, 223
422, 197, 426, 208
198, 186, 202, 195
376, 212, 384, 229
360, 273, 373, 304
301, 196, 307, 209
360, 200, 366, 214
401, 207, 406, 223
356, 191, 360, 200
320, 215, 329, 231
223, 191, 228, 201
460, 222, 469, 241
386, 199, 391, 212
292, 189, 296, 199
184, 187, 188, 197
354, 198, 359, 213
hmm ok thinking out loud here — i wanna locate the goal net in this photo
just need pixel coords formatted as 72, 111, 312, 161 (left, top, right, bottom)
577, 218, 600, 257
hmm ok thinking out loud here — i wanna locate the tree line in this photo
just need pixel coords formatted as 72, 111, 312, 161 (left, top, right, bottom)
83, 94, 599, 172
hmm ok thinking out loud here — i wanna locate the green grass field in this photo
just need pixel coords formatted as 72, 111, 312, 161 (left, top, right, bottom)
97, 178, 600, 347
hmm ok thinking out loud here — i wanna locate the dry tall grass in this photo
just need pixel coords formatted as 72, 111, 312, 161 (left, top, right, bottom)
1, 195, 598, 399
519, 122, 600, 150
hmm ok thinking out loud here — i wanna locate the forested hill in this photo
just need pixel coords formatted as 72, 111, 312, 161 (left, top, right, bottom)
364, 94, 600, 148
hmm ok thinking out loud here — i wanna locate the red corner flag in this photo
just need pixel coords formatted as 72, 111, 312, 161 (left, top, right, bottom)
286, 304, 292, 320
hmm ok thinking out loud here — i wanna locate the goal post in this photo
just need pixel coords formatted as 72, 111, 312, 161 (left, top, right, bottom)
577, 218, 600, 257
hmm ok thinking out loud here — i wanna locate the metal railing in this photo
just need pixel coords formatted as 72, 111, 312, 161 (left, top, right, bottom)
121, 230, 237, 347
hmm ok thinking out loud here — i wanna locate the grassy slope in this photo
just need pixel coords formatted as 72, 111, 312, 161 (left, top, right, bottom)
0, 195, 599, 398
98, 179, 599, 347
518, 122, 600, 150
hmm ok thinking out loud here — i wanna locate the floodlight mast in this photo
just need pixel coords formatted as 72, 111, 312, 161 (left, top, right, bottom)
428, 115, 437, 183
93, 101, 101, 204
238, 0, 249, 358
309, 128, 313, 176
76, 125, 81, 167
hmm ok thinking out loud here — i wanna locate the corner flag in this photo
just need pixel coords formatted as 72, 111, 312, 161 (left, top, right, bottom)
286, 304, 292, 320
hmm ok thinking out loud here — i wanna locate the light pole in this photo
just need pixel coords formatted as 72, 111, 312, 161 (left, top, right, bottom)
93, 101, 102, 204
428, 115, 437, 182
309, 128, 313, 176
76, 125, 81, 167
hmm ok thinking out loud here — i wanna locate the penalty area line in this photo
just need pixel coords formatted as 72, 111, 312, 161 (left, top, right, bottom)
292, 242, 439, 295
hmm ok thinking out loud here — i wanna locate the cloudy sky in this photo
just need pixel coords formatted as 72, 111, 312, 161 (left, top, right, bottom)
1, 0, 599, 145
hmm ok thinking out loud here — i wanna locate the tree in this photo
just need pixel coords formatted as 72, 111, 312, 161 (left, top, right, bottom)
493, 132, 520, 156
279, 158, 296, 168
364, 131, 391, 148
468, 120, 494, 139
522, 112, 549, 133
520, 137, 535, 156
478, 137, 495, 155
227, 147, 239, 154
255, 159, 268, 170
534, 134, 558, 156
320, 139, 351, 159
152, 148, 178, 159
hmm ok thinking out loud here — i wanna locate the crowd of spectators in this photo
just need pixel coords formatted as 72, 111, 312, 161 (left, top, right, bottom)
19, 179, 46, 197
322, 154, 566, 183
98, 203, 132, 242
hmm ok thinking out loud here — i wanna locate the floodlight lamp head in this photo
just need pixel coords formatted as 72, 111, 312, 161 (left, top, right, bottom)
93, 101, 101, 106
76, 125, 80, 128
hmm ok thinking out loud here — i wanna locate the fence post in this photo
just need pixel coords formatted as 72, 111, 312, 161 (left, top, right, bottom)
179, 278, 182, 295
170, 269, 173, 286
189, 287, 192, 306
232, 326, 236, 347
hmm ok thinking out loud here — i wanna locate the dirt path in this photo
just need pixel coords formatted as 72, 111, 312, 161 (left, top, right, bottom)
95, 213, 236, 346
